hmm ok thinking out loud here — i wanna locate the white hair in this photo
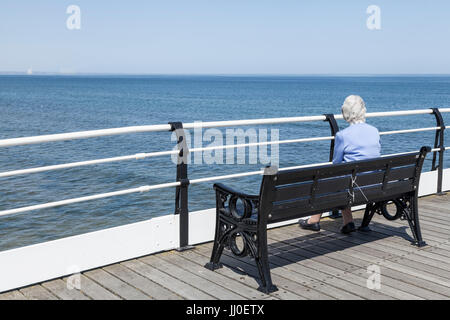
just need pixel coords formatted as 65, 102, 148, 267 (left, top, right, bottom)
341, 95, 366, 124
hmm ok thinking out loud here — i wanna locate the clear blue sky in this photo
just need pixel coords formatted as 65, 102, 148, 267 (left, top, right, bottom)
1, 0, 449, 74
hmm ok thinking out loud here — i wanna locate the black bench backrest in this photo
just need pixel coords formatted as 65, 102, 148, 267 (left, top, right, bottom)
259, 147, 430, 224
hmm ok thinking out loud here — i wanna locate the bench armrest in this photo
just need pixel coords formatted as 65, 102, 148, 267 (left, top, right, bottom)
213, 183, 259, 221
213, 183, 259, 200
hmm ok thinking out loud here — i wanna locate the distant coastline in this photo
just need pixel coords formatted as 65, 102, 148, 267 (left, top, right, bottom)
1, 72, 450, 77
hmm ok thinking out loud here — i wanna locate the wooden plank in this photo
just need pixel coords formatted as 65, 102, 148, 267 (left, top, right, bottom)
186, 248, 309, 300
249, 237, 380, 300
382, 218, 449, 241
158, 251, 270, 300
340, 235, 448, 287
103, 264, 182, 300
196, 241, 360, 300
415, 215, 450, 228
299, 230, 450, 299
122, 259, 215, 300
423, 199, 450, 209
324, 228, 450, 271
337, 265, 448, 300
363, 214, 445, 239
84, 268, 150, 300
425, 247, 450, 259
418, 209, 450, 221
20, 285, 58, 300
348, 222, 450, 262
268, 232, 363, 275
432, 242, 450, 250
318, 216, 450, 297
0, 290, 27, 300
420, 203, 449, 212
216, 253, 332, 300
361, 219, 444, 244
431, 243, 450, 255
141, 253, 245, 300
269, 231, 364, 273
356, 232, 450, 271
266, 250, 390, 299
62, 274, 120, 300
178, 249, 286, 300
417, 219, 450, 232
41, 279, 90, 300
292, 221, 450, 294
279, 228, 390, 266
389, 215, 450, 234
420, 195, 450, 206
261, 295, 279, 300
194, 245, 319, 300
352, 222, 441, 249
321, 229, 404, 258
417, 208, 450, 222
354, 201, 450, 229
216, 221, 450, 299
268, 229, 418, 299
314, 225, 450, 272
367, 255, 450, 289
418, 205, 450, 217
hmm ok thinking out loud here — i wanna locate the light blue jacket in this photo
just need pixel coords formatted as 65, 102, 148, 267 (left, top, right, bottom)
332, 123, 381, 164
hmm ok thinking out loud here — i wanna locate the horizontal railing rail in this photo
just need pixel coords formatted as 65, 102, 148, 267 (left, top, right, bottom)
0, 108, 449, 249
1, 127, 448, 179
2, 108, 450, 148
0, 147, 445, 218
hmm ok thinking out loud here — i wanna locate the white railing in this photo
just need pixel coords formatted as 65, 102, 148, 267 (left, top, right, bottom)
2, 108, 449, 148
0, 108, 449, 221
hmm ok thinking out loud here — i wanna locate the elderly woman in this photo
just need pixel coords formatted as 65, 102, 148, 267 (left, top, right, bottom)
300, 95, 381, 234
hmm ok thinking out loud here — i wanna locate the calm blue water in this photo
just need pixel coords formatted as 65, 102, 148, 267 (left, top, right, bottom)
1, 75, 450, 251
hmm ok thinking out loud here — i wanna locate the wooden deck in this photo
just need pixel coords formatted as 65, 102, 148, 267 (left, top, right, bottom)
2, 193, 450, 300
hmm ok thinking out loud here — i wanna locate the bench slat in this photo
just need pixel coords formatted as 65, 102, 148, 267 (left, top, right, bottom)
274, 165, 416, 203
270, 180, 414, 223
276, 155, 418, 185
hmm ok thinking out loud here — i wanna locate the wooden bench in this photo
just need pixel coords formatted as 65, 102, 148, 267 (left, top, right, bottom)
205, 146, 431, 293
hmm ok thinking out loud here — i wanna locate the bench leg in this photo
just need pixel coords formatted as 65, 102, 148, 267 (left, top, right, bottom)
204, 241, 225, 271
254, 232, 278, 294
204, 220, 228, 271
403, 196, 426, 247
358, 203, 377, 232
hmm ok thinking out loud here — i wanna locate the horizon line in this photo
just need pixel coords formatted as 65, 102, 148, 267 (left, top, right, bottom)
1, 71, 450, 77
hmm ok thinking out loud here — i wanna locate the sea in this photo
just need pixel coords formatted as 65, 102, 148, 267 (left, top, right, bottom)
1, 75, 449, 251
